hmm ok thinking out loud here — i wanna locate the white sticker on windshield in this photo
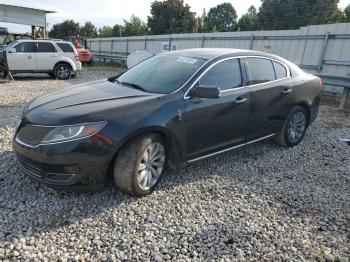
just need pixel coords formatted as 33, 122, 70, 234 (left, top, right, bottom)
176, 57, 198, 64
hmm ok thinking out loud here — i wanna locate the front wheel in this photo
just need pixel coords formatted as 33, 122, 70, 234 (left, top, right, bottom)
274, 106, 308, 147
54, 63, 71, 80
114, 134, 167, 197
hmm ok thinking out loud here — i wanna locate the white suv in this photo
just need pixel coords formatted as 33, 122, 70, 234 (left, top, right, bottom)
1, 39, 82, 80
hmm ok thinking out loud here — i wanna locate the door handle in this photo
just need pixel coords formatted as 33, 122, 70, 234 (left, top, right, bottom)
27, 55, 32, 59
282, 88, 292, 94
51, 55, 58, 57
235, 97, 247, 104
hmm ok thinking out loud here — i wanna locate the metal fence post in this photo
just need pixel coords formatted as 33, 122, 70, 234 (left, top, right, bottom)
99, 39, 102, 62
110, 39, 114, 63
317, 32, 330, 72
201, 35, 205, 48
144, 38, 147, 50
249, 33, 255, 50
169, 36, 172, 51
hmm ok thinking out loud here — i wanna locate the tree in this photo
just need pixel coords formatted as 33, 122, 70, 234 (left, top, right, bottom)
258, 0, 340, 30
123, 15, 149, 36
204, 3, 238, 32
147, 0, 196, 34
48, 20, 80, 40
195, 9, 207, 33
80, 21, 97, 38
99, 26, 114, 37
112, 24, 124, 37
344, 5, 350, 22
238, 5, 258, 31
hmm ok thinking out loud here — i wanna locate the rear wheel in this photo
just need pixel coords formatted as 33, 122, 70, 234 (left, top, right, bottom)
54, 63, 71, 80
0, 65, 8, 79
114, 134, 166, 197
274, 106, 308, 147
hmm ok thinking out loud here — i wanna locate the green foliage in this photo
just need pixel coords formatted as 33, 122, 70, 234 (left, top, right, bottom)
123, 15, 149, 36
204, 3, 238, 32
238, 5, 258, 31
258, 0, 341, 30
48, 20, 80, 40
344, 5, 350, 22
80, 21, 98, 38
99, 26, 114, 38
147, 0, 196, 34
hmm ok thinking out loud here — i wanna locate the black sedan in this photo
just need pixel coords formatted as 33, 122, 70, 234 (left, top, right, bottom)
13, 48, 322, 196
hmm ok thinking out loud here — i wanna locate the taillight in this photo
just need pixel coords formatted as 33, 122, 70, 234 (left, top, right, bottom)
318, 77, 323, 89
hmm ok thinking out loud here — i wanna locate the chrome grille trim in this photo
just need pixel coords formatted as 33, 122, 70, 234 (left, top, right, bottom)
16, 125, 54, 147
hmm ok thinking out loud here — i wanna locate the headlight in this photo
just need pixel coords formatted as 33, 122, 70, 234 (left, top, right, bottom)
41, 121, 106, 144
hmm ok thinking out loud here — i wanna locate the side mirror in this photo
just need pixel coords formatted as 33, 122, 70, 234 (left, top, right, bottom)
190, 86, 220, 99
8, 48, 16, 53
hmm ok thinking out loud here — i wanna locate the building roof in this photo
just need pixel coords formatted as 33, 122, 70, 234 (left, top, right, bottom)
0, 4, 56, 13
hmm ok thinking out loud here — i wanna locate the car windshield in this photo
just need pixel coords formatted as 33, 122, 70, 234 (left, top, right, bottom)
116, 55, 206, 94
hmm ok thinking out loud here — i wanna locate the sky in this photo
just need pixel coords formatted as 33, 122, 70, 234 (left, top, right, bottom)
1, 0, 350, 33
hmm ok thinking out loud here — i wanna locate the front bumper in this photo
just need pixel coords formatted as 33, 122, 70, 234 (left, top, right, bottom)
12, 134, 115, 191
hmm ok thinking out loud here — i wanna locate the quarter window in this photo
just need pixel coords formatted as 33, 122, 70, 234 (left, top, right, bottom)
199, 59, 242, 91
57, 43, 75, 53
246, 58, 276, 85
273, 61, 288, 79
14, 42, 36, 53
37, 42, 57, 53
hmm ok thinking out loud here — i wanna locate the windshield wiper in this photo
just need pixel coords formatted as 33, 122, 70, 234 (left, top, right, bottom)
119, 81, 147, 92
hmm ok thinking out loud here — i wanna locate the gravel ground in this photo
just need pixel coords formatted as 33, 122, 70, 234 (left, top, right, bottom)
0, 67, 349, 261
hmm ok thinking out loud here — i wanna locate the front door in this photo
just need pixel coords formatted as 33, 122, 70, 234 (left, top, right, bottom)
184, 58, 251, 160
7, 42, 37, 71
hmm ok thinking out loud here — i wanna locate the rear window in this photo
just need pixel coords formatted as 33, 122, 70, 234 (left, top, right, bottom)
37, 42, 57, 53
57, 43, 75, 53
246, 58, 276, 85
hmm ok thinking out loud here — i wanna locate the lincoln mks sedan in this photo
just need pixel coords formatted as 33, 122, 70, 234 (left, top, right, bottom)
13, 48, 321, 196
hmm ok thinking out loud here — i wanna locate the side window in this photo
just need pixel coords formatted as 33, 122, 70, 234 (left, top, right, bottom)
37, 42, 57, 53
273, 61, 288, 79
246, 58, 276, 85
14, 42, 36, 53
57, 43, 75, 53
199, 59, 242, 91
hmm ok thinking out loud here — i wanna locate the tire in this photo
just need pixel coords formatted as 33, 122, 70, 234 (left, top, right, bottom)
0, 65, 8, 79
274, 106, 308, 147
54, 63, 71, 80
114, 133, 167, 197
87, 58, 94, 66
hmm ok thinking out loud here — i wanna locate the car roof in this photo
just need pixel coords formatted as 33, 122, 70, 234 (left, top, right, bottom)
164, 48, 279, 60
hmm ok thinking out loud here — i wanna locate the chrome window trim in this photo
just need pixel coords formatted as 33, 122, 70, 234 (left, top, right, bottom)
184, 55, 291, 99
187, 133, 276, 163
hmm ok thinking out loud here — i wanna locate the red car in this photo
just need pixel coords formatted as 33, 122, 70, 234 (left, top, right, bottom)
71, 35, 93, 65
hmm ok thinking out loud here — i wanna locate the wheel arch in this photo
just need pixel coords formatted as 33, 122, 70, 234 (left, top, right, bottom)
103, 126, 184, 183
54, 60, 76, 72
295, 100, 312, 124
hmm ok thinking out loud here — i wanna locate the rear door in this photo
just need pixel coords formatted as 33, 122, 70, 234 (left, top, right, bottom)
7, 41, 37, 71
184, 58, 251, 159
36, 42, 59, 71
244, 57, 294, 140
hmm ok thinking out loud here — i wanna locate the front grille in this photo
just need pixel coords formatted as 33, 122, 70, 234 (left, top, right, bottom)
18, 157, 43, 177
16, 125, 54, 146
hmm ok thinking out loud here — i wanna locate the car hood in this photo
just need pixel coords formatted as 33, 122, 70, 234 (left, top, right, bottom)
26, 79, 154, 114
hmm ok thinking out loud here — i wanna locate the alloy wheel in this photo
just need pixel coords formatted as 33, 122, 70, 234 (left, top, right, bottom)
287, 111, 306, 144
57, 66, 70, 79
137, 142, 165, 190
